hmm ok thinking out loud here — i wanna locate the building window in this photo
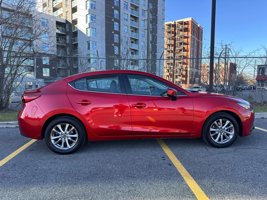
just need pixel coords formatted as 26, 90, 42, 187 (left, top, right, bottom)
123, 1, 128, 10
91, 14, 96, 22
141, 31, 145, 38
114, 59, 119, 66
41, 32, 49, 41
42, 57, 49, 65
40, 18, 48, 28
114, 0, 119, 7
91, 27, 96, 36
87, 41, 90, 50
90, 0, 96, 9
114, 46, 119, 55
86, 27, 96, 37
86, 14, 89, 23
89, 41, 97, 50
87, 14, 96, 23
114, 34, 119, 43
141, 20, 145, 27
114, 22, 119, 31
141, 41, 145, 50
114, 10, 119, 19
86, 0, 96, 9
141, 9, 146, 17
42, 44, 49, 52
123, 13, 128, 22
43, 68, 50, 77
123, 25, 128, 33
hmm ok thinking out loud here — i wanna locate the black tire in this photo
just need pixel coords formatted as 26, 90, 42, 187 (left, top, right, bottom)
202, 112, 239, 148
44, 116, 86, 154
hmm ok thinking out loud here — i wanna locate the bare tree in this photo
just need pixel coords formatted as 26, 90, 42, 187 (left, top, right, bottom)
0, 0, 44, 110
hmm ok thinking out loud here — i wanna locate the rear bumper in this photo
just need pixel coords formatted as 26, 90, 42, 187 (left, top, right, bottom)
18, 103, 44, 140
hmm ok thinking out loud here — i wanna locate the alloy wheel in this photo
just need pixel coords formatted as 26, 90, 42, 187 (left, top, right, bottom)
209, 118, 235, 144
50, 123, 79, 150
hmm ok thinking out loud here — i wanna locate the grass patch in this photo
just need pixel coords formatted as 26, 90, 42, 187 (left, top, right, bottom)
0, 111, 18, 122
253, 104, 267, 113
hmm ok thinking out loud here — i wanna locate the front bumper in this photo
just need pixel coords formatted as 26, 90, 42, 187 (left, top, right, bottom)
241, 111, 255, 137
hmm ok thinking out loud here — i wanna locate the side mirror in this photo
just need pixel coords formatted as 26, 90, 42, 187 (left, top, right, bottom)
167, 88, 177, 100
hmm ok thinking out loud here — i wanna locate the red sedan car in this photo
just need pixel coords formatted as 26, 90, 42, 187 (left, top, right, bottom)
18, 70, 254, 154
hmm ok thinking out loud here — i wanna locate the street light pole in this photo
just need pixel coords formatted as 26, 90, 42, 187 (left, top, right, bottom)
209, 0, 216, 92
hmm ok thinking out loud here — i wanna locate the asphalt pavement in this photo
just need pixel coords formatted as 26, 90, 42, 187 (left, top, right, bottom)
0, 120, 267, 200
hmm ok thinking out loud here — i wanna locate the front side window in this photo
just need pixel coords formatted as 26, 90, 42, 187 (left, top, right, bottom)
127, 75, 168, 96
70, 75, 122, 94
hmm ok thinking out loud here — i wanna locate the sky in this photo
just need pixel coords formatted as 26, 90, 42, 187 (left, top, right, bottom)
165, 0, 267, 55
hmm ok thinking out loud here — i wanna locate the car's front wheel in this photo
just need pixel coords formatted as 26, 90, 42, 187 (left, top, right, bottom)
202, 112, 239, 147
44, 116, 86, 154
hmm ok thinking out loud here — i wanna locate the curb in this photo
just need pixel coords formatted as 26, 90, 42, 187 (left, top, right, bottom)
0, 121, 18, 128
0, 112, 267, 128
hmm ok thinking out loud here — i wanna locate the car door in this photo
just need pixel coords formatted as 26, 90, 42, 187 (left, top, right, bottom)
124, 74, 194, 135
67, 74, 132, 136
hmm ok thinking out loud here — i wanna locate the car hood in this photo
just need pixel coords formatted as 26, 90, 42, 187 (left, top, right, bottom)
190, 92, 249, 104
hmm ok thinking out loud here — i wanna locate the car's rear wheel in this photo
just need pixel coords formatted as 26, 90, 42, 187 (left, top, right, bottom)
44, 116, 86, 154
202, 112, 239, 147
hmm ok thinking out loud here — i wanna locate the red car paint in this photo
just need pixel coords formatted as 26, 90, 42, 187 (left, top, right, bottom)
18, 70, 254, 141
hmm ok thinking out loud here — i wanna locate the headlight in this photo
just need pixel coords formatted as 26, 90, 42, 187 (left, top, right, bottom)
237, 102, 251, 110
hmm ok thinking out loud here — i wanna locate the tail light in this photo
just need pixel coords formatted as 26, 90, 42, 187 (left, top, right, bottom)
22, 90, 41, 103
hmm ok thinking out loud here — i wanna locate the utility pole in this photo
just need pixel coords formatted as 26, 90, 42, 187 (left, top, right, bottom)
209, 0, 216, 92
224, 45, 227, 85
146, 8, 151, 73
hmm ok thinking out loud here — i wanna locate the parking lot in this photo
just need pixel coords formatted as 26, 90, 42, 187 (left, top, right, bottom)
0, 119, 267, 200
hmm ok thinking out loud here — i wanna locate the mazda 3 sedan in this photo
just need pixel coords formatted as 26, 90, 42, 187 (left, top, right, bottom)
18, 70, 254, 154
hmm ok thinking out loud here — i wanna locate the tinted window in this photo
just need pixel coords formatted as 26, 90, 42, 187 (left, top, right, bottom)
70, 75, 122, 94
127, 75, 168, 96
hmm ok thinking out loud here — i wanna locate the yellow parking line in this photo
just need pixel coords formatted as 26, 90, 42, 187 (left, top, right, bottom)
255, 127, 267, 133
158, 139, 209, 200
0, 139, 37, 167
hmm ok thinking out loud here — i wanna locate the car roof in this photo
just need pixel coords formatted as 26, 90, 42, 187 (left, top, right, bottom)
64, 70, 158, 82
63, 70, 190, 95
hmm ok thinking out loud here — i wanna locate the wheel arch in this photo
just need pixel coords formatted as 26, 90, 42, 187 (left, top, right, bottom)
202, 110, 243, 137
41, 114, 88, 140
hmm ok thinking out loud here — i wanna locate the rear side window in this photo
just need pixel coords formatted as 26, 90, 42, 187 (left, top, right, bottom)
69, 75, 122, 94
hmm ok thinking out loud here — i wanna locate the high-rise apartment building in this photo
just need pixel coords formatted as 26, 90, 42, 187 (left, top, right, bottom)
164, 18, 203, 87
41, 0, 165, 76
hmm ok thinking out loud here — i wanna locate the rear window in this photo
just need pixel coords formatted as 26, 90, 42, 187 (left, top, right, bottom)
69, 75, 122, 94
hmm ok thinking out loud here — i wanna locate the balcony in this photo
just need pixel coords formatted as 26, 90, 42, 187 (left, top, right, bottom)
72, 0, 77, 7
56, 26, 66, 34
57, 50, 66, 56
130, 9, 139, 17
72, 12, 78, 21
56, 37, 66, 45
57, 62, 67, 68
53, 0, 62, 8
130, 32, 139, 39
53, 8, 63, 17
73, 49, 78, 55
130, 0, 139, 5
130, 43, 139, 50
72, 37, 78, 44
130, 20, 139, 27
72, 25, 77, 32
131, 54, 139, 59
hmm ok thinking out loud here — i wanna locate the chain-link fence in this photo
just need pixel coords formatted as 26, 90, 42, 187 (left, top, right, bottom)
6, 55, 267, 109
